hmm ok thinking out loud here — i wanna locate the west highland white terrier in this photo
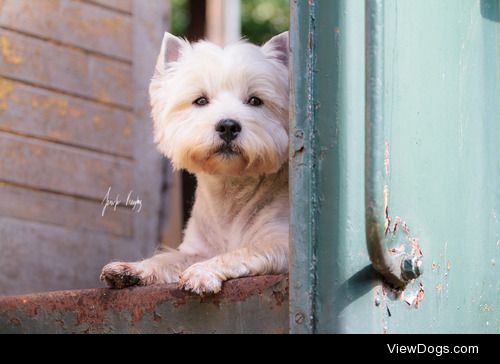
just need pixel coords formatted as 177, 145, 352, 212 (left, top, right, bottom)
101, 31, 289, 295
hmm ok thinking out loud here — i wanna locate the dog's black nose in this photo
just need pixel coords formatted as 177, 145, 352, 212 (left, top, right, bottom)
216, 119, 241, 143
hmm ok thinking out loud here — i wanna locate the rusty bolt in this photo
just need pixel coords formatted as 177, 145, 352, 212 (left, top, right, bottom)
295, 312, 305, 325
401, 256, 423, 280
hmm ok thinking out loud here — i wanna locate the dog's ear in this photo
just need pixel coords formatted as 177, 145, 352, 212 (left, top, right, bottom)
262, 31, 289, 67
154, 32, 186, 76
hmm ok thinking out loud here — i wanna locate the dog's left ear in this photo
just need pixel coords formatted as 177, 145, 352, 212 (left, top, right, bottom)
262, 31, 289, 67
154, 32, 186, 76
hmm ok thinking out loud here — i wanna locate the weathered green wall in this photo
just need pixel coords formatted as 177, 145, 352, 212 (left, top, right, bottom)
290, 0, 499, 333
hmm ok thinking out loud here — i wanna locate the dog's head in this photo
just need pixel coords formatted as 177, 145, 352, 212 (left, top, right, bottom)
149, 32, 289, 177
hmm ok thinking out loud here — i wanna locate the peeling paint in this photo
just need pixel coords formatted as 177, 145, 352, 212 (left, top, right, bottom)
69, 108, 82, 118
436, 283, 443, 293
272, 288, 286, 306
30, 96, 77, 118
480, 304, 493, 313
404, 282, 425, 308
389, 243, 405, 254
102, 17, 122, 32
96, 93, 112, 104
0, 78, 15, 111
122, 126, 132, 137
414, 283, 425, 308
0, 36, 23, 65
383, 210, 425, 308
411, 238, 423, 258
48, 130, 70, 139
392, 216, 400, 233
93, 116, 103, 126
383, 185, 390, 234
292, 129, 305, 156
64, 5, 128, 41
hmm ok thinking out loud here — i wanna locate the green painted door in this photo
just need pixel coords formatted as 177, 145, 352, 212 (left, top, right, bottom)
290, 0, 499, 333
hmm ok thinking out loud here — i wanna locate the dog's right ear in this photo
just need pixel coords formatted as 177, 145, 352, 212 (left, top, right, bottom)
154, 32, 186, 76
262, 31, 289, 67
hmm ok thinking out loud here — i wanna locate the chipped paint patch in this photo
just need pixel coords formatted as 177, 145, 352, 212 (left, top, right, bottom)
96, 93, 112, 104
436, 283, 443, 293
101, 17, 122, 31
480, 304, 493, 313
93, 116, 103, 126
48, 129, 73, 140
404, 282, 425, 308
414, 283, 425, 308
384, 185, 390, 234
392, 216, 401, 233
389, 243, 405, 254
31, 96, 74, 118
411, 238, 423, 257
383, 214, 425, 307
0, 36, 23, 65
122, 126, 132, 137
0, 78, 15, 111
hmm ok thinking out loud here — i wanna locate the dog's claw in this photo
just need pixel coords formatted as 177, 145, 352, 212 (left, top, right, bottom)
100, 262, 148, 289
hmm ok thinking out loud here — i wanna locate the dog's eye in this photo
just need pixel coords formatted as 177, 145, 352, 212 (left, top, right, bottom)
247, 96, 263, 107
193, 97, 209, 106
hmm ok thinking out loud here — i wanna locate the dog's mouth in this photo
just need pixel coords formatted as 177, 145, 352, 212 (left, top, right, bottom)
214, 143, 241, 157
199, 143, 250, 176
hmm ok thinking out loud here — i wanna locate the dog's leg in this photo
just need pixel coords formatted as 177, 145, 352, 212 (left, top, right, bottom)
179, 241, 288, 294
101, 250, 205, 289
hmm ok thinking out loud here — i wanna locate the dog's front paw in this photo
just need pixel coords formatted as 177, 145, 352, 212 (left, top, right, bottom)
100, 262, 155, 289
179, 264, 223, 295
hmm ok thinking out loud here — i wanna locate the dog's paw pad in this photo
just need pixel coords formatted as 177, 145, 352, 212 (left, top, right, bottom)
179, 265, 222, 295
100, 262, 149, 289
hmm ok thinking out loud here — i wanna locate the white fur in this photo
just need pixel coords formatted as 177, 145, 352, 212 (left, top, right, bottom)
101, 32, 289, 295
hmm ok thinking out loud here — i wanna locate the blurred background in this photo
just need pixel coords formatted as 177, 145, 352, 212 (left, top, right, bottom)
0, 0, 288, 295
171, 0, 288, 44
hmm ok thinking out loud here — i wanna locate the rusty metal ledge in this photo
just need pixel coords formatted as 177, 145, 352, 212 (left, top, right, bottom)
0, 275, 289, 334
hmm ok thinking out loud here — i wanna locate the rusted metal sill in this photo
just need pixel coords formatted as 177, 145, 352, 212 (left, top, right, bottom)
0, 275, 288, 334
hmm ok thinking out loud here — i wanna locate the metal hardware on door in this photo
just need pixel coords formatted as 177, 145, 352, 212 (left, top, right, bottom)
365, 0, 423, 288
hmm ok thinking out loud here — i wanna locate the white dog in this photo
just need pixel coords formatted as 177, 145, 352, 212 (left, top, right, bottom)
101, 32, 289, 295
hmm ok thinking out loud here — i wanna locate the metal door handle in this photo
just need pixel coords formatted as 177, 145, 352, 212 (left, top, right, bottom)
365, 0, 423, 288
